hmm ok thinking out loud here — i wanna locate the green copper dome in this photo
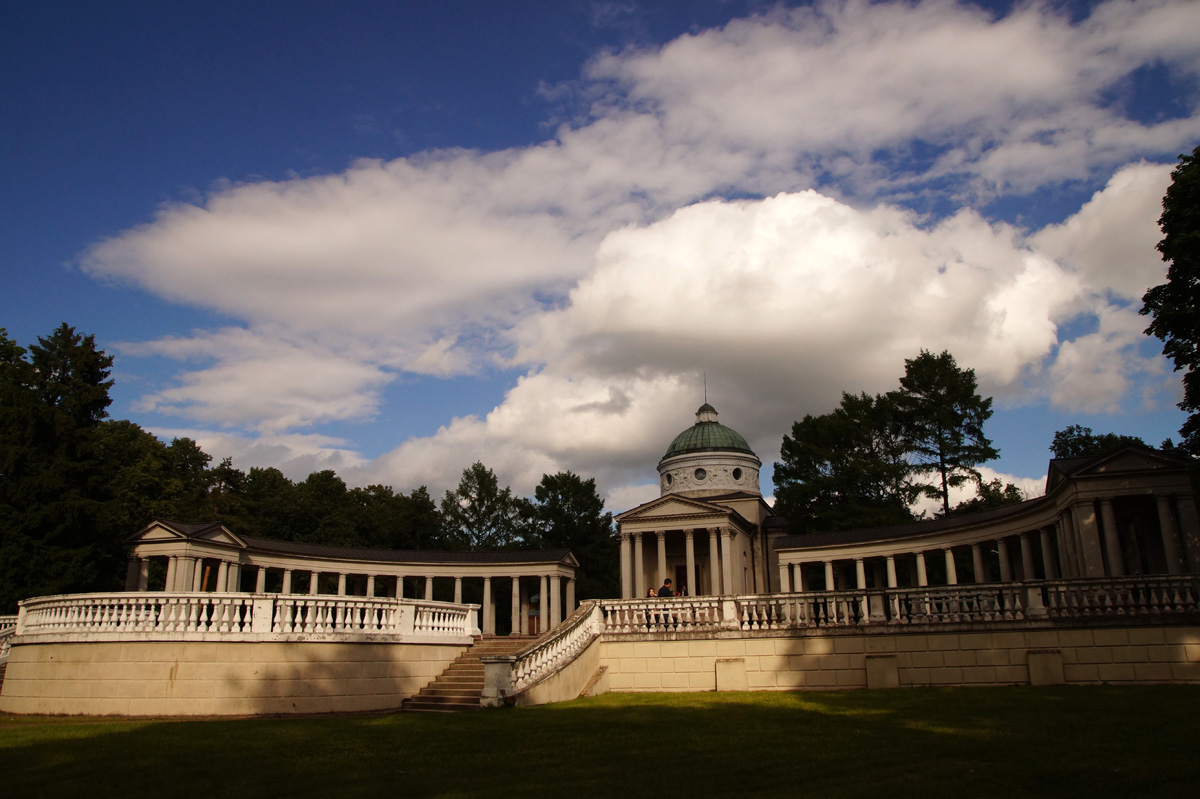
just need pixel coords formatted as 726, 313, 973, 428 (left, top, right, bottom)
662, 404, 755, 459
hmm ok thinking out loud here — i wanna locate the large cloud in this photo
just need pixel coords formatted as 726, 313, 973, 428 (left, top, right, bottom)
81, 1, 1196, 500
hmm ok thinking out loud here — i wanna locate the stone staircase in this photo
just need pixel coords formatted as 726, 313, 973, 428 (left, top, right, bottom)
401, 635, 536, 712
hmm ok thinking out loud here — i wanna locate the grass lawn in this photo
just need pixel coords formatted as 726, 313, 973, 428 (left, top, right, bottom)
2, 686, 1197, 798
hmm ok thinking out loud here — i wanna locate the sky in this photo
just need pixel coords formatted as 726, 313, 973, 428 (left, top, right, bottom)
3, 0, 1198, 513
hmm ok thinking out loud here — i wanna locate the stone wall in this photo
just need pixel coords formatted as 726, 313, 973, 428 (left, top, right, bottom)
0, 639, 466, 716
599, 626, 1200, 692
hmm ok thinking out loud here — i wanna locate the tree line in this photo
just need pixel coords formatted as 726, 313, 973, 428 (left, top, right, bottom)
0, 325, 616, 612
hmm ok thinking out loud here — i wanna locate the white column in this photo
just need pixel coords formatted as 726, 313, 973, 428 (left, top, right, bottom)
282, 569, 293, 594
538, 575, 548, 632
708, 529, 721, 596
137, 558, 150, 591
512, 576, 521, 634
1099, 499, 1125, 577
794, 563, 805, 592
633, 533, 645, 597
395, 576, 405, 599
366, 574, 376, 598
519, 578, 530, 635
684, 530, 696, 596
1157, 495, 1185, 574
165, 556, 178, 591
998, 539, 1013, 582
255, 566, 267, 593
720, 528, 734, 595
656, 531, 667, 588
779, 562, 791, 593
886, 555, 897, 588
550, 575, 562, 626
944, 548, 958, 585
823, 560, 835, 591
482, 577, 493, 635
309, 571, 320, 595
915, 553, 928, 587
620, 533, 633, 598
566, 577, 575, 612
855, 558, 867, 589
337, 573, 347, 596
227, 563, 240, 592
191, 561, 204, 591
971, 544, 987, 583
424, 576, 434, 601
454, 576, 463, 604
1039, 528, 1058, 579
1056, 516, 1078, 578
217, 561, 229, 593
1019, 533, 1036, 580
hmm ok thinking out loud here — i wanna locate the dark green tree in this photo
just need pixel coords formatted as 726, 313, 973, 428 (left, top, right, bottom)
1050, 425, 1149, 459
526, 471, 617, 600
946, 477, 1025, 516
773, 392, 917, 533
895, 350, 999, 516
440, 462, 524, 550
1141, 145, 1200, 454
0, 325, 122, 611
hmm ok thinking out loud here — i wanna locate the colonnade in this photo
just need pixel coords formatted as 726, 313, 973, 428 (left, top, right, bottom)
125, 556, 576, 635
778, 494, 1197, 593
619, 526, 742, 598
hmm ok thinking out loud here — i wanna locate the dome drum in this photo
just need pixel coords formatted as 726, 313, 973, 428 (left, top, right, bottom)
658, 404, 761, 498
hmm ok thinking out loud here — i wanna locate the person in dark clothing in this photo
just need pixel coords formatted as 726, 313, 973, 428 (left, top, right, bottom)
657, 578, 674, 598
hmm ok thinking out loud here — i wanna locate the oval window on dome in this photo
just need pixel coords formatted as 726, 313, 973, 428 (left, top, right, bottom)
665, 473, 673, 485
694, 468, 707, 481
732, 468, 743, 480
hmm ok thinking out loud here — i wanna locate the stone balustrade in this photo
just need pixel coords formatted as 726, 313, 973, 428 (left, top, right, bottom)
12, 592, 479, 643
0, 614, 16, 662
1041, 575, 1198, 619
510, 601, 604, 693
599, 596, 727, 633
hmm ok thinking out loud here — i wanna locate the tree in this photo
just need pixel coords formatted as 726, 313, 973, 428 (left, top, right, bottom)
1141, 145, 1200, 454
773, 392, 917, 533
0, 325, 122, 611
526, 471, 617, 600
440, 462, 525, 550
895, 350, 999, 516
946, 477, 1025, 516
1050, 425, 1148, 459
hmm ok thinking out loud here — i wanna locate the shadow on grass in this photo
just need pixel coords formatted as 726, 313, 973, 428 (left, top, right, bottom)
2, 686, 1198, 798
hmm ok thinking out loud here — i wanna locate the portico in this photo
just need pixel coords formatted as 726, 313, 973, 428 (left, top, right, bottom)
615, 404, 781, 597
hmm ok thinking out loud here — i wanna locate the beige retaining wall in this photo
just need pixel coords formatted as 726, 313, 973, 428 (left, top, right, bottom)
0, 639, 466, 716
599, 626, 1200, 692
516, 637, 602, 707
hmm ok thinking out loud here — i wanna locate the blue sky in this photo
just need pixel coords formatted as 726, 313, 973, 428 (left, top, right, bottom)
3, 0, 1198, 511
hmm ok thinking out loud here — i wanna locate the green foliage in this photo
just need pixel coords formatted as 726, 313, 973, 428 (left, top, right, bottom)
896, 349, 999, 516
439, 462, 525, 550
774, 350, 1002, 532
0, 325, 122, 611
773, 392, 916, 533
1141, 145, 1200, 454
525, 471, 617, 600
946, 477, 1025, 516
1050, 425, 1149, 459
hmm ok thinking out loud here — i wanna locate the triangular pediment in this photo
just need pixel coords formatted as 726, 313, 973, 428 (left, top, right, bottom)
616, 494, 731, 523
1047, 446, 1186, 491
128, 519, 245, 548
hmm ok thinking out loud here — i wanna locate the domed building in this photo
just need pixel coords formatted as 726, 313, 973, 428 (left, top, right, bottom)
614, 404, 785, 598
